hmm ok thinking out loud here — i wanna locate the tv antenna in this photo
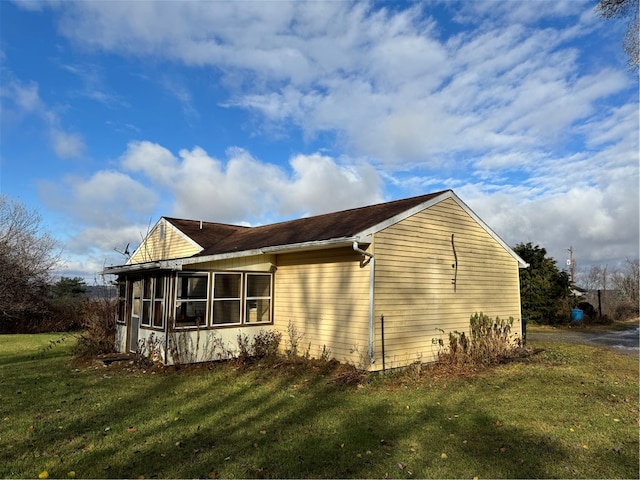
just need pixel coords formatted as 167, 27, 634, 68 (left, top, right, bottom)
114, 243, 131, 259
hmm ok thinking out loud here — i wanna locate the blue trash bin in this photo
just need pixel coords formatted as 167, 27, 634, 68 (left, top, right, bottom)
570, 308, 583, 324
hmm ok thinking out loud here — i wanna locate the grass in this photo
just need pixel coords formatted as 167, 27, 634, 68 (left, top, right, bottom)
0, 333, 638, 479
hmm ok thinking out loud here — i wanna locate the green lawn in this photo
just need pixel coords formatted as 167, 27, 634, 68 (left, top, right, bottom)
0, 333, 638, 479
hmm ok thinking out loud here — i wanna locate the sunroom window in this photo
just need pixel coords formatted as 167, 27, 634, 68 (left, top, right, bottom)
141, 277, 153, 327
245, 273, 271, 323
175, 274, 208, 328
140, 277, 166, 329
212, 273, 241, 325
153, 276, 165, 328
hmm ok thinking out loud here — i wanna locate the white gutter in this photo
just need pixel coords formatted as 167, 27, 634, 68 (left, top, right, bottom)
353, 241, 375, 364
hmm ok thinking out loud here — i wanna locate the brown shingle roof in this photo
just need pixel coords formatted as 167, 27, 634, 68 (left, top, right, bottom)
165, 190, 449, 257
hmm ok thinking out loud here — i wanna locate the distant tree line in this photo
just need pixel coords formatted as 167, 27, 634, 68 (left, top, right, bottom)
576, 259, 639, 322
514, 242, 639, 325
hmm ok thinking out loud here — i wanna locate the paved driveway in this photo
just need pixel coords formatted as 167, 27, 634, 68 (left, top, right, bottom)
527, 326, 639, 356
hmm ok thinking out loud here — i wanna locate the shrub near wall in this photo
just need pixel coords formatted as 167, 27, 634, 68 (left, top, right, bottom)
73, 297, 117, 359
436, 313, 522, 367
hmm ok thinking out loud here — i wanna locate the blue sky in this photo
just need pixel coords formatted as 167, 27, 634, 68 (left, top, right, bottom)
1, 0, 638, 281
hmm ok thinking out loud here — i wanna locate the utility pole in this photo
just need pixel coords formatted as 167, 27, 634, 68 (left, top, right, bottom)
567, 246, 575, 284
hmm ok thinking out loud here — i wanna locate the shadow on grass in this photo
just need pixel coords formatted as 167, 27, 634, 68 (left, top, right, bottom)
1, 353, 570, 479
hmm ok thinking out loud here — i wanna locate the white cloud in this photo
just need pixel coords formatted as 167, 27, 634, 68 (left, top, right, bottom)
50, 129, 84, 159
282, 153, 383, 216
34, 1, 632, 167
39, 170, 159, 226
0, 76, 85, 159
119, 140, 382, 223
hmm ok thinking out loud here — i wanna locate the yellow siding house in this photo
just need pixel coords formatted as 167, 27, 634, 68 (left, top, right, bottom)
104, 190, 528, 371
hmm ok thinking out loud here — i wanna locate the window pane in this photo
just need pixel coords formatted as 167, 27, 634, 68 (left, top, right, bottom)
143, 278, 152, 299
132, 298, 140, 317
153, 300, 164, 328
212, 300, 241, 324
154, 277, 164, 298
246, 299, 270, 323
175, 300, 207, 327
247, 275, 271, 298
142, 301, 152, 326
177, 275, 208, 299
132, 280, 141, 299
214, 274, 241, 299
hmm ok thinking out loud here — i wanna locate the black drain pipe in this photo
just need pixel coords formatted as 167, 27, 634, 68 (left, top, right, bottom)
381, 314, 385, 372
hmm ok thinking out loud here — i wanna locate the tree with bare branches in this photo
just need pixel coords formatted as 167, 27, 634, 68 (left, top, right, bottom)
0, 195, 61, 332
596, 0, 639, 69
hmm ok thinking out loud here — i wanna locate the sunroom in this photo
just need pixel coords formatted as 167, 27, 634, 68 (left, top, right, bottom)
113, 268, 275, 364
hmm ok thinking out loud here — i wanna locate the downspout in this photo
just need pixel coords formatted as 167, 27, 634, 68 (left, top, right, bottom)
353, 241, 375, 364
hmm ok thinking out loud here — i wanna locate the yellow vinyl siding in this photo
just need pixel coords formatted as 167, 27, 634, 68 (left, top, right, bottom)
129, 220, 201, 264
373, 198, 522, 369
274, 247, 371, 367
185, 254, 276, 272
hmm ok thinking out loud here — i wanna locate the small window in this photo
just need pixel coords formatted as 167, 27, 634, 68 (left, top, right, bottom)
175, 274, 208, 328
212, 273, 241, 325
245, 274, 271, 324
141, 278, 153, 327
132, 280, 141, 318
152, 277, 165, 328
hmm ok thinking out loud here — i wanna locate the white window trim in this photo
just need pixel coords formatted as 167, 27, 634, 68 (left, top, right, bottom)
171, 271, 274, 330
210, 272, 243, 326
244, 273, 273, 324
174, 272, 210, 329
139, 277, 167, 330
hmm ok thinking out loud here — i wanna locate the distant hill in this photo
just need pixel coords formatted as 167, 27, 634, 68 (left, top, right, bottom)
85, 284, 117, 299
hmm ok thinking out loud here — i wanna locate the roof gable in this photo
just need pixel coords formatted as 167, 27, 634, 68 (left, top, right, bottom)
128, 217, 204, 264
115, 189, 527, 271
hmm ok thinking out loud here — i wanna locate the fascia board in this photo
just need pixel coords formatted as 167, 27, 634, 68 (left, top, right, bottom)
103, 260, 180, 275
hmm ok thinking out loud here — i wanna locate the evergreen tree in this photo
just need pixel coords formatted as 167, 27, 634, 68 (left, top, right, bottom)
514, 243, 571, 324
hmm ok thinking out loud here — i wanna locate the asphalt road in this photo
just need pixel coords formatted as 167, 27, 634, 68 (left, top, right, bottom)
527, 326, 639, 356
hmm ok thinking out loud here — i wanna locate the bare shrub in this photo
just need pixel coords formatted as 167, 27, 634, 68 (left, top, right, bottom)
74, 296, 117, 359
285, 320, 304, 357
252, 329, 282, 359
435, 313, 522, 367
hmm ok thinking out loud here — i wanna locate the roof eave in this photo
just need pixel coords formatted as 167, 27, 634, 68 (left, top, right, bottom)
103, 236, 367, 274
103, 259, 185, 275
